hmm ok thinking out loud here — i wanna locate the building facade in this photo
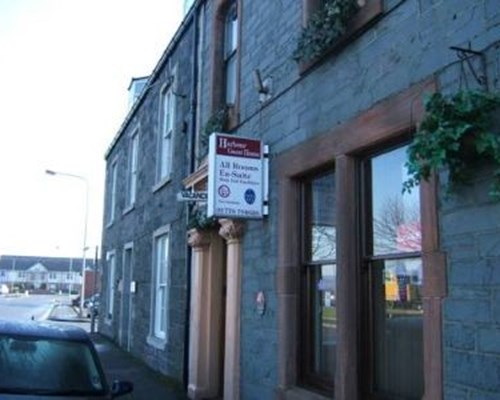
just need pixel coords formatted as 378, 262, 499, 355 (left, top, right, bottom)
101, 1, 500, 399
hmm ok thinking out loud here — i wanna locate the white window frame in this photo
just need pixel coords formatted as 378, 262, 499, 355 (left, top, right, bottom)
148, 225, 170, 348
224, 0, 238, 106
107, 158, 118, 226
126, 127, 140, 211
155, 69, 177, 190
106, 250, 116, 323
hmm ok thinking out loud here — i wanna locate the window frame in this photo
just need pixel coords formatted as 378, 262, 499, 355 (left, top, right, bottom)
211, 0, 242, 129
126, 126, 140, 210
105, 250, 116, 323
299, 0, 383, 72
148, 225, 170, 348
155, 72, 176, 189
275, 80, 445, 399
299, 169, 337, 394
107, 157, 118, 226
360, 143, 425, 399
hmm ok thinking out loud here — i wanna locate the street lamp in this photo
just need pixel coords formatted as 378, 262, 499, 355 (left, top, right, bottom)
46, 169, 89, 317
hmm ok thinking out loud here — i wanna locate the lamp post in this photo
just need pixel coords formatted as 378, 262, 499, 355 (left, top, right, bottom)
46, 169, 89, 317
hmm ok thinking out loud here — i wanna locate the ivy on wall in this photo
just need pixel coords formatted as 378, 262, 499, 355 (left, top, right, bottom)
293, 0, 359, 63
403, 90, 500, 199
198, 106, 229, 160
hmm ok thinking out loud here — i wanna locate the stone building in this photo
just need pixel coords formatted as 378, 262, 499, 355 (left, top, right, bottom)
100, 0, 500, 399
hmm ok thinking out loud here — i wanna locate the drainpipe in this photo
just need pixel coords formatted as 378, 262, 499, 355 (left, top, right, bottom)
183, 0, 201, 390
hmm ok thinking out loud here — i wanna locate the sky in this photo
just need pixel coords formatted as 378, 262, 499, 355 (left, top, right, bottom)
0, 0, 184, 258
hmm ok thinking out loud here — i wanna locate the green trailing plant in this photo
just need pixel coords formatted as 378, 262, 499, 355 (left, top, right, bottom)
187, 206, 219, 231
293, 0, 359, 63
403, 90, 500, 199
199, 106, 229, 159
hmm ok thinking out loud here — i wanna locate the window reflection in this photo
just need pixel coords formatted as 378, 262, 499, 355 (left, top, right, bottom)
309, 172, 336, 262
371, 146, 421, 255
373, 259, 424, 399
311, 264, 337, 377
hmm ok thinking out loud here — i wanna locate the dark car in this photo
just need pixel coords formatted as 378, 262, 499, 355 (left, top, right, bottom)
0, 320, 133, 399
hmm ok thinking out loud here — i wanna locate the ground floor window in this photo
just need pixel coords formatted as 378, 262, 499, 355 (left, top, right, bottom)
152, 227, 170, 341
362, 145, 424, 399
106, 251, 116, 320
300, 170, 337, 393
277, 81, 443, 400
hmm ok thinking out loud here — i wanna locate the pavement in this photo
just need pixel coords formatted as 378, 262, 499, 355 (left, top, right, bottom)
47, 303, 188, 400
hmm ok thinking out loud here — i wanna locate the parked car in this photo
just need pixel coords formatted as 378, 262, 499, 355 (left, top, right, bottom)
0, 320, 133, 399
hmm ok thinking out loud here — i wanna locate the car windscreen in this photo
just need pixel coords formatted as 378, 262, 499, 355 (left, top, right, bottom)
0, 334, 107, 396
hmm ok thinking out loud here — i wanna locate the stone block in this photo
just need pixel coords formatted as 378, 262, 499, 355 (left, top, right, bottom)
444, 322, 476, 351
444, 298, 490, 323
478, 327, 500, 354
445, 350, 500, 392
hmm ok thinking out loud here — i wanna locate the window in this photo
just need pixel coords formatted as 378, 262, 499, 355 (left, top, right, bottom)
211, 0, 241, 129
276, 81, 443, 399
299, 0, 383, 69
106, 251, 116, 321
107, 159, 118, 225
151, 227, 170, 341
300, 170, 337, 394
361, 145, 424, 399
156, 82, 175, 184
127, 129, 139, 207
224, 0, 238, 106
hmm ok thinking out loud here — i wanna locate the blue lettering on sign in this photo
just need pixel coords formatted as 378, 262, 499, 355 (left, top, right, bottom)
244, 189, 256, 205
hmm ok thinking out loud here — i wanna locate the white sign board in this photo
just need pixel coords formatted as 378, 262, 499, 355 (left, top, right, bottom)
207, 133, 265, 219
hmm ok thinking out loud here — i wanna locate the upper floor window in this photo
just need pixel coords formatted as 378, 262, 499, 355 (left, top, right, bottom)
107, 159, 118, 225
296, 0, 382, 67
210, 0, 241, 129
224, 0, 238, 106
156, 82, 175, 184
127, 129, 139, 207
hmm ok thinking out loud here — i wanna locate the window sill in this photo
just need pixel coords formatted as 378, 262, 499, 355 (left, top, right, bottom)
147, 335, 167, 350
123, 203, 135, 216
152, 176, 172, 193
298, 0, 383, 74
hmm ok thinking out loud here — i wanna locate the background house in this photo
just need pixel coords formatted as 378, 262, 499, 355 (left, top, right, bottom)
0, 255, 97, 296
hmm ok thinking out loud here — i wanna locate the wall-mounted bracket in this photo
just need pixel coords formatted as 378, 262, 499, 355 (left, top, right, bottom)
450, 45, 488, 89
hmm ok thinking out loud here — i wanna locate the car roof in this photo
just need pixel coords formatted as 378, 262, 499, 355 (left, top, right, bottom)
0, 320, 90, 342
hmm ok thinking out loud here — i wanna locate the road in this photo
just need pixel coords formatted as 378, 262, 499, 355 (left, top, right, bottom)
0, 293, 68, 322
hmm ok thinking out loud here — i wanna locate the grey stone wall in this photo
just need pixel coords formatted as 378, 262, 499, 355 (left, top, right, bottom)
223, 0, 500, 398
100, 18, 194, 383
439, 42, 500, 399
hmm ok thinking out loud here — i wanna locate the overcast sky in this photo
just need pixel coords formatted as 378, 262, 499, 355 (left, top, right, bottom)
0, 0, 183, 258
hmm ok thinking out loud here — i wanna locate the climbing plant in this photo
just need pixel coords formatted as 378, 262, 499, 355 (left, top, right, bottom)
403, 90, 500, 199
293, 0, 359, 63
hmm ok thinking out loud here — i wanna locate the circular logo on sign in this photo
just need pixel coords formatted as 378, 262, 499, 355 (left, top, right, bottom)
244, 188, 256, 204
218, 185, 231, 198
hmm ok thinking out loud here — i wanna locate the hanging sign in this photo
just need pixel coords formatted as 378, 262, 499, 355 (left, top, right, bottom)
207, 133, 266, 219
176, 191, 208, 202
